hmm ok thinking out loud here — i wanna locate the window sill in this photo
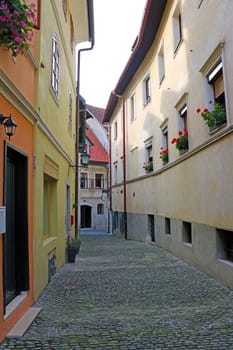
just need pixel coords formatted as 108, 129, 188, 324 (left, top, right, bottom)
209, 122, 226, 135
4, 292, 27, 319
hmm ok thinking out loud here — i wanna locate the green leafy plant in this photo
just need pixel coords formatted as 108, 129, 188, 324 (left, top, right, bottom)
143, 161, 153, 172
160, 147, 168, 163
171, 128, 189, 151
66, 237, 81, 250
0, 0, 37, 57
196, 101, 226, 128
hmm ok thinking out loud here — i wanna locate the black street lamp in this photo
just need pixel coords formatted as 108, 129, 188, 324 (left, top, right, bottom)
0, 114, 17, 140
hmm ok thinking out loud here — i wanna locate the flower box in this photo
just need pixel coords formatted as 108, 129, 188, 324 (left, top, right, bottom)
171, 129, 189, 153
196, 101, 226, 131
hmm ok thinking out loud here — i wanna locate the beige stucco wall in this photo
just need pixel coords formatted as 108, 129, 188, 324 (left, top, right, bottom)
110, 0, 233, 289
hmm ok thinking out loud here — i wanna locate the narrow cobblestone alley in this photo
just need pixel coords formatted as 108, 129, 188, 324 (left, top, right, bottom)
1, 233, 233, 349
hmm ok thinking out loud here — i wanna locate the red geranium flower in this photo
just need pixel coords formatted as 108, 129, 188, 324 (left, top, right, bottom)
178, 130, 183, 136
196, 108, 201, 113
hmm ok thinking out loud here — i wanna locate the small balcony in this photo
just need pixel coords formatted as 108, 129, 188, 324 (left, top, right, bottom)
80, 177, 107, 190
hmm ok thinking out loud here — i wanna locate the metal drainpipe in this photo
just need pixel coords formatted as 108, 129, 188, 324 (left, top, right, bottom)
75, 39, 94, 237
122, 99, 127, 240
111, 91, 127, 240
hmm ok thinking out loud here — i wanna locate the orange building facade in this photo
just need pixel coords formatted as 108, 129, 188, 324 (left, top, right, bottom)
0, 26, 38, 341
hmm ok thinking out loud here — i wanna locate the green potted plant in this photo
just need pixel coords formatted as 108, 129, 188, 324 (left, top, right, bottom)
0, 0, 37, 58
160, 147, 168, 164
66, 236, 81, 263
196, 101, 226, 129
171, 128, 189, 154
143, 161, 153, 172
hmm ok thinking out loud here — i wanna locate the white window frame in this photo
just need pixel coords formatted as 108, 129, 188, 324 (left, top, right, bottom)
97, 203, 104, 215
95, 173, 104, 189
172, 3, 182, 53
80, 172, 88, 189
114, 164, 118, 184
143, 75, 151, 106
51, 33, 60, 99
200, 45, 227, 131
114, 121, 117, 140
158, 43, 165, 85
130, 94, 135, 122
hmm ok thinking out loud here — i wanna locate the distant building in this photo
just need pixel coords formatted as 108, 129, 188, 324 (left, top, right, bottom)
80, 105, 109, 231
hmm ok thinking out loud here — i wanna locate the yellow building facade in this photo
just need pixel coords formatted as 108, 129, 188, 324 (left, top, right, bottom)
33, 0, 94, 298
104, 0, 233, 289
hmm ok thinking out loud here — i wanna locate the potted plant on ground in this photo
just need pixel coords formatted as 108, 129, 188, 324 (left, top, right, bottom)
196, 101, 226, 130
160, 147, 168, 164
171, 128, 189, 154
66, 236, 81, 263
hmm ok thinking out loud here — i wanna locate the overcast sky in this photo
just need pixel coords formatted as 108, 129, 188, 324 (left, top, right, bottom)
78, 0, 146, 109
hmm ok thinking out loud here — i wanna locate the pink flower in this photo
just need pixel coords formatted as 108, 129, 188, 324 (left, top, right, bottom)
15, 36, 23, 42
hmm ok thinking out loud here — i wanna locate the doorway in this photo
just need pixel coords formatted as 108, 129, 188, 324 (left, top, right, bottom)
80, 205, 92, 228
3, 146, 29, 309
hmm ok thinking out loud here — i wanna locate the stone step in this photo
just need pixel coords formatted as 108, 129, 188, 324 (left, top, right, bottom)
7, 307, 41, 338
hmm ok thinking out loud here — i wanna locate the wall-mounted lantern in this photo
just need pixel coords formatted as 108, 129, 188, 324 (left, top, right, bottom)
80, 151, 90, 167
0, 114, 17, 140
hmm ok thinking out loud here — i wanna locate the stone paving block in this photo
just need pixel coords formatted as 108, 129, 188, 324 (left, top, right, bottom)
1, 234, 233, 349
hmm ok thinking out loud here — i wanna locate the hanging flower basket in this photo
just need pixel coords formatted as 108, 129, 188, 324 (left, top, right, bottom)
0, 0, 37, 57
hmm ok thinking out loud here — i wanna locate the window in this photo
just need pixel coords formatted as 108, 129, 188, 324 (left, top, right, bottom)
114, 121, 117, 140
172, 3, 182, 53
80, 173, 88, 189
130, 94, 135, 122
95, 173, 104, 188
51, 34, 60, 98
158, 44, 165, 85
207, 61, 226, 132
144, 141, 153, 172
217, 229, 233, 262
165, 217, 171, 235
146, 143, 153, 163
143, 75, 151, 106
70, 15, 74, 54
97, 203, 104, 215
62, 0, 67, 21
162, 126, 168, 149
183, 221, 192, 244
43, 175, 57, 236
68, 90, 72, 133
179, 104, 188, 130
114, 164, 118, 184
161, 125, 169, 164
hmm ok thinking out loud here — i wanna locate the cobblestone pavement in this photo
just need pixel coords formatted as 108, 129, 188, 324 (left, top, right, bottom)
1, 234, 233, 349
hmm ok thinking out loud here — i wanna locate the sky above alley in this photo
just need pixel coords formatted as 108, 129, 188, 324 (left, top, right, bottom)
78, 0, 147, 109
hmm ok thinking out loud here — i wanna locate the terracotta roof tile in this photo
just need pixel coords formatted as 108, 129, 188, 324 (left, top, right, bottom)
86, 128, 109, 163
86, 104, 105, 123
